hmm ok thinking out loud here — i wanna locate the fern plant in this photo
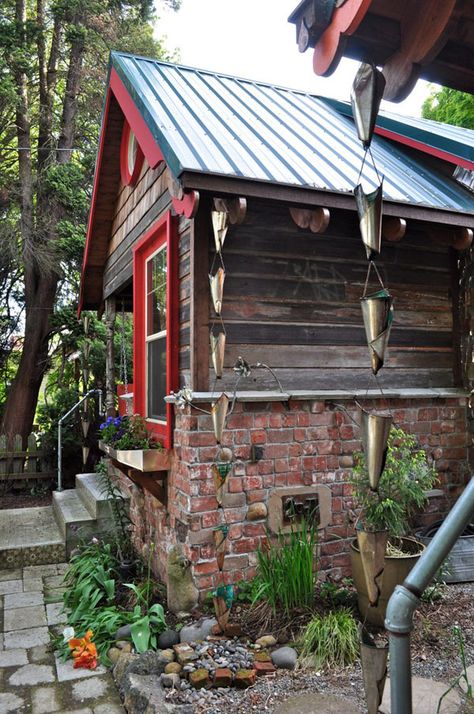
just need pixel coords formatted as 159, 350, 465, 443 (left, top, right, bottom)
349, 426, 437, 538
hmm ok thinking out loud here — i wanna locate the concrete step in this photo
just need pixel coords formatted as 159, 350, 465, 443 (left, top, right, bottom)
76, 472, 114, 519
52, 490, 101, 555
0, 506, 66, 568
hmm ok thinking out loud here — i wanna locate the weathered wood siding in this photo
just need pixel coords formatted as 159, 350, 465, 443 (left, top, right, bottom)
214, 199, 456, 391
102, 162, 191, 381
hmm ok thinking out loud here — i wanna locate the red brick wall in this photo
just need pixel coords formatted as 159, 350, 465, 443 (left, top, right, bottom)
115, 395, 469, 596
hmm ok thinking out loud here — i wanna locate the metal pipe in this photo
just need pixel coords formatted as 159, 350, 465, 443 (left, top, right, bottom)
57, 389, 103, 492
385, 477, 474, 714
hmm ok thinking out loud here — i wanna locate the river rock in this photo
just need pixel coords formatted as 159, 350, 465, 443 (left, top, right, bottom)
255, 635, 277, 648
180, 618, 217, 643
165, 662, 182, 674
161, 672, 181, 688
158, 629, 180, 649
247, 502, 268, 521
271, 646, 298, 670
115, 624, 132, 640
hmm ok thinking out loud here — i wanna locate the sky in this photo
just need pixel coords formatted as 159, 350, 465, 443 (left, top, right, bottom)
155, 0, 435, 118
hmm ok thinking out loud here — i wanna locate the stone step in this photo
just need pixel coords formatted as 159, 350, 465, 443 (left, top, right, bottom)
52, 490, 101, 555
0, 506, 66, 569
76, 472, 114, 519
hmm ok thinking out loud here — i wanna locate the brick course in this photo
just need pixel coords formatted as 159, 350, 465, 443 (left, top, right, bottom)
112, 396, 469, 599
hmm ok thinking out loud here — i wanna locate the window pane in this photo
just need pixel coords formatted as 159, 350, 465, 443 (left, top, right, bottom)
147, 248, 167, 337
148, 336, 166, 420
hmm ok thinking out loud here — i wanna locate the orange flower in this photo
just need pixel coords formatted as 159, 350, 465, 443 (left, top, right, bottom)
68, 629, 98, 669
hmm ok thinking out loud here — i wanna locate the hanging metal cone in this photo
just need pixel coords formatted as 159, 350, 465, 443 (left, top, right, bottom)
213, 525, 229, 571
212, 210, 229, 253
210, 331, 226, 378
360, 288, 394, 375
83, 342, 91, 360
83, 315, 90, 335
211, 393, 229, 443
359, 406, 392, 491
359, 624, 388, 714
357, 529, 388, 607
350, 63, 386, 148
82, 369, 89, 388
82, 446, 90, 465
209, 268, 225, 315
212, 461, 232, 505
354, 182, 383, 260
81, 419, 91, 439
213, 584, 234, 631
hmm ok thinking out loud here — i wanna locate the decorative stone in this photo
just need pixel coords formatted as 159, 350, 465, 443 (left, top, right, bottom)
247, 502, 268, 521
9, 664, 55, 686
164, 662, 182, 674
161, 672, 181, 688
115, 624, 132, 640
116, 640, 131, 650
254, 651, 272, 662
255, 635, 277, 648
271, 646, 298, 670
112, 652, 137, 684
173, 643, 198, 665
234, 669, 257, 688
158, 629, 180, 649
108, 647, 122, 664
159, 649, 175, 663
189, 668, 210, 689
254, 660, 277, 676
179, 618, 217, 643
213, 667, 233, 687
167, 547, 199, 615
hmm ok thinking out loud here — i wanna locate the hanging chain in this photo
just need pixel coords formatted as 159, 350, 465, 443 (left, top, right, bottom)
120, 301, 128, 390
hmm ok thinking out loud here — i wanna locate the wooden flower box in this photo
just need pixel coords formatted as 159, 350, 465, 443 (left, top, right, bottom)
98, 441, 171, 472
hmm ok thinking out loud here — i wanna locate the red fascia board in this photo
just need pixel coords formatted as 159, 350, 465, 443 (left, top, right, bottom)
109, 67, 164, 170
132, 211, 179, 449
375, 126, 474, 171
78, 88, 112, 317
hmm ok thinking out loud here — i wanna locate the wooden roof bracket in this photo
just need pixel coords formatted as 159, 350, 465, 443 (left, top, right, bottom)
213, 196, 247, 224
383, 216, 407, 242
429, 226, 473, 251
167, 173, 200, 218
289, 206, 331, 233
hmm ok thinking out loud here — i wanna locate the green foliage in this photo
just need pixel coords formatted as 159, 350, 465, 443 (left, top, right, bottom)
422, 87, 474, 129
299, 609, 359, 669
95, 458, 133, 561
99, 414, 159, 450
350, 427, 437, 537
437, 625, 473, 713
319, 578, 356, 609
252, 517, 318, 615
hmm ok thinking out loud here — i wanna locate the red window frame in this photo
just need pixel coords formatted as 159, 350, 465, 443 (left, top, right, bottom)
133, 212, 178, 448
120, 119, 144, 186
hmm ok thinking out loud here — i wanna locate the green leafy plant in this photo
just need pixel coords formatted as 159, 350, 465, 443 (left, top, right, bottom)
95, 458, 134, 563
252, 516, 318, 615
350, 427, 437, 537
99, 414, 160, 450
320, 578, 356, 609
299, 609, 359, 669
437, 625, 473, 713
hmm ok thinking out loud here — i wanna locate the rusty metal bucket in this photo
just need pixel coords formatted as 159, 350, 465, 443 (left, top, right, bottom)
354, 182, 383, 260
209, 268, 225, 315
212, 210, 229, 253
359, 406, 392, 491
210, 331, 226, 379
357, 529, 388, 607
211, 393, 230, 443
360, 288, 393, 375
350, 63, 386, 148
359, 624, 388, 714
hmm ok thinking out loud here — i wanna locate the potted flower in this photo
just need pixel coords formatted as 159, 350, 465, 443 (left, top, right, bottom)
349, 426, 437, 625
98, 414, 170, 472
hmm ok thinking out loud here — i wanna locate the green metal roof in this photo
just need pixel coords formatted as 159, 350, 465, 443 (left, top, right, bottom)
110, 52, 474, 214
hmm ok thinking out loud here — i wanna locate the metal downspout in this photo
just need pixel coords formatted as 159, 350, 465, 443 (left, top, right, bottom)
385, 476, 474, 714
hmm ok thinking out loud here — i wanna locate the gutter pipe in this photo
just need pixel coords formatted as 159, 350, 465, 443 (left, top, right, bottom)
385, 476, 474, 714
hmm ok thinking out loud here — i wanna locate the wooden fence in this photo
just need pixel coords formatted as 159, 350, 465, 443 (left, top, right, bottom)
0, 433, 55, 481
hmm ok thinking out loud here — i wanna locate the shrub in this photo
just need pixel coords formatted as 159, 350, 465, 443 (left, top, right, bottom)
252, 516, 318, 615
299, 609, 359, 668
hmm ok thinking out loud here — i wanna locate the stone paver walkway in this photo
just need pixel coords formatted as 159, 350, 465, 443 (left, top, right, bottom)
0, 564, 124, 714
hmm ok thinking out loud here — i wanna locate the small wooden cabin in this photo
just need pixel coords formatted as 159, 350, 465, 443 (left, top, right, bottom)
80, 52, 474, 606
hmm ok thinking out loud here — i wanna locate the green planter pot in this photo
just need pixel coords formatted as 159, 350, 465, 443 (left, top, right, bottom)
350, 536, 425, 627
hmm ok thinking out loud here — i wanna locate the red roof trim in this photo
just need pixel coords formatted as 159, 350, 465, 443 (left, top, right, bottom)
375, 127, 474, 171
110, 67, 164, 169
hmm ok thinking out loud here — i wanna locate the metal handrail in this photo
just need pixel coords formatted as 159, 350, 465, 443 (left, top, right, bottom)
57, 389, 103, 492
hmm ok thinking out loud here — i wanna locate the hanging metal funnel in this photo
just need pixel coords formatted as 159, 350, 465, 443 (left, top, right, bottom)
357, 529, 388, 607
210, 331, 226, 379
83, 342, 91, 360
359, 624, 388, 714
354, 182, 383, 260
359, 406, 392, 491
212, 210, 229, 253
212, 461, 232, 505
209, 268, 225, 316
211, 393, 229, 443
360, 288, 393, 375
82, 446, 90, 465
350, 63, 386, 148
83, 315, 90, 335
213, 525, 229, 571
81, 418, 91, 439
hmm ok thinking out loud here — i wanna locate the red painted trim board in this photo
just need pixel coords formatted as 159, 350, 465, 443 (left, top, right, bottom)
375, 127, 474, 171
132, 211, 179, 449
